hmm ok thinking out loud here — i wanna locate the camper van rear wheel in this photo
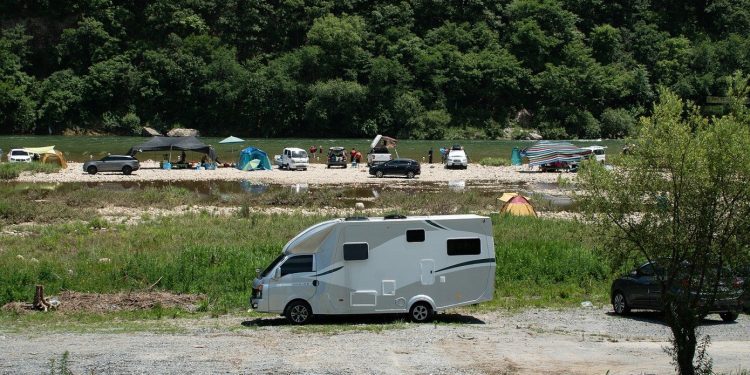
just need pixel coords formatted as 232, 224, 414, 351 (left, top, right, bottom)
87, 166, 98, 175
285, 300, 312, 325
409, 302, 433, 323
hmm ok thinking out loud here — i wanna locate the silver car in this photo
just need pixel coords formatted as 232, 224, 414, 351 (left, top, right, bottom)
83, 155, 140, 175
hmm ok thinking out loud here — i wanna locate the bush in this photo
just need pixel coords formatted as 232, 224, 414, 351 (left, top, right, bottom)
479, 157, 511, 166
0, 163, 61, 180
600, 108, 636, 138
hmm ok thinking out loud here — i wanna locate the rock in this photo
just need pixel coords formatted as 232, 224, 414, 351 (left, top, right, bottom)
580, 301, 594, 308
142, 127, 162, 136
99, 257, 111, 263
167, 128, 200, 137
354, 202, 365, 210
527, 131, 543, 140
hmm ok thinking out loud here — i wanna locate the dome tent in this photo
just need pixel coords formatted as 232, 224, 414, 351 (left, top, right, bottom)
498, 192, 537, 216
238, 146, 272, 171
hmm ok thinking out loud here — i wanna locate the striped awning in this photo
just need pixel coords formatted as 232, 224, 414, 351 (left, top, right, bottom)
522, 141, 592, 167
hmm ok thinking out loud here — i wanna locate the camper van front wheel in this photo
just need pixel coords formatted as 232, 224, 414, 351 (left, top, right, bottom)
409, 302, 433, 323
285, 300, 312, 325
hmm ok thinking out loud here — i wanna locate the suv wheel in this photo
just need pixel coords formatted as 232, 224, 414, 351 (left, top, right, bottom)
406, 171, 415, 179
87, 166, 98, 175
720, 311, 738, 322
612, 292, 630, 315
376, 171, 384, 178
122, 165, 132, 175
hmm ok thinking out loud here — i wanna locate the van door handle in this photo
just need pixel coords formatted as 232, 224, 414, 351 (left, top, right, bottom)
312, 280, 318, 287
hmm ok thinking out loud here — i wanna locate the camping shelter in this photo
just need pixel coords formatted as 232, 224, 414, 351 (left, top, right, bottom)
522, 141, 592, 167
237, 146, 272, 171
23, 146, 68, 168
127, 136, 217, 161
498, 192, 537, 216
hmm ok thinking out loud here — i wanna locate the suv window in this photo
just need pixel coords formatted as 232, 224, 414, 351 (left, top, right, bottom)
11, 150, 28, 156
280, 255, 313, 276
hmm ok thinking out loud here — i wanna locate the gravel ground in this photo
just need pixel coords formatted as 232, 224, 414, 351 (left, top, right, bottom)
16, 161, 566, 186
1, 307, 748, 374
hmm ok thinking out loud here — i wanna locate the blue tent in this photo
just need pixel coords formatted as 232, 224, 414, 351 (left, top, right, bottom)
237, 147, 272, 171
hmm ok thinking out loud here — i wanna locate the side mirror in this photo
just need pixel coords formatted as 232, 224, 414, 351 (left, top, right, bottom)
273, 268, 281, 280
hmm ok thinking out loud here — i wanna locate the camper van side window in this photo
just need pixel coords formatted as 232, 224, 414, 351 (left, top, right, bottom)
280, 255, 313, 276
447, 238, 481, 256
406, 229, 425, 243
343, 243, 368, 261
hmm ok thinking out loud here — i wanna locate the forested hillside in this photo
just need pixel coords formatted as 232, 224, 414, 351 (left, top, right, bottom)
1, 1, 749, 138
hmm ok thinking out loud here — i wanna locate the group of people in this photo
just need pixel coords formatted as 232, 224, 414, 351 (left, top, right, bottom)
425, 146, 455, 164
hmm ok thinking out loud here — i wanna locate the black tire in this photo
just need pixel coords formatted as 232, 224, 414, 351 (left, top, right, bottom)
87, 166, 98, 175
343, 164, 347, 169
376, 171, 384, 178
327, 165, 330, 168
720, 311, 739, 322
285, 300, 312, 325
122, 165, 132, 175
612, 292, 630, 315
409, 302, 434, 323
406, 171, 415, 179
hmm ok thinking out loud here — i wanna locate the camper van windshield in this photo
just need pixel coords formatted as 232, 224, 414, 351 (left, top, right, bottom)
261, 254, 285, 277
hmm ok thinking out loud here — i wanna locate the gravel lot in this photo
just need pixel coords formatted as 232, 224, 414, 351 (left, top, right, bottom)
2, 307, 748, 374
15, 161, 565, 186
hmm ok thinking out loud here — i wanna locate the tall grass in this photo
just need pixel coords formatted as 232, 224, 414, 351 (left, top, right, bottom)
478, 157, 511, 167
0, 212, 609, 313
0, 162, 60, 180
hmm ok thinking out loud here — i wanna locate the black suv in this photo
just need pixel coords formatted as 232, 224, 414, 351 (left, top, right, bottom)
611, 261, 744, 322
369, 159, 420, 179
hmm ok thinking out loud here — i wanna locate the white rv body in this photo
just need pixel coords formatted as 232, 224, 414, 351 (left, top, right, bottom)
250, 214, 495, 323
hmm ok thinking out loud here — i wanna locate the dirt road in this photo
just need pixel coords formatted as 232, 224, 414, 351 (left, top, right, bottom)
1, 307, 748, 374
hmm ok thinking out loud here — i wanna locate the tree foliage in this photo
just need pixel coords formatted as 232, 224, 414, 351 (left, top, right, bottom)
578, 83, 750, 375
1, 0, 749, 137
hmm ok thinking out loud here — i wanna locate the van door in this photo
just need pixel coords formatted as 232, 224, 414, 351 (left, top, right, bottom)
420, 259, 435, 285
267, 255, 317, 312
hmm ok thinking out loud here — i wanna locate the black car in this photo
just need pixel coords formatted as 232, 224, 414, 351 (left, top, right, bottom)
611, 261, 744, 322
369, 159, 420, 179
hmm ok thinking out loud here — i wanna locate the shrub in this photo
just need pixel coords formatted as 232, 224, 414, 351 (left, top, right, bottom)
478, 157, 511, 166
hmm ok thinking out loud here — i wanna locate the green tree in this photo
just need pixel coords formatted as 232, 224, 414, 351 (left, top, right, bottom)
0, 27, 36, 133
578, 85, 750, 375
304, 79, 368, 136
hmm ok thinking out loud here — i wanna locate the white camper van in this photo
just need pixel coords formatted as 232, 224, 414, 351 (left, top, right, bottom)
279, 147, 309, 170
250, 214, 496, 324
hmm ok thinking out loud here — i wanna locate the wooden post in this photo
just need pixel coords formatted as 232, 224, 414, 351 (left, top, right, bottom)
33, 285, 51, 311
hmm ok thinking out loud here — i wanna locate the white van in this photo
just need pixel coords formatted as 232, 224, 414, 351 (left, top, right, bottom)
250, 214, 496, 324
280, 147, 309, 170
366, 134, 393, 166
8, 149, 32, 163
581, 145, 607, 163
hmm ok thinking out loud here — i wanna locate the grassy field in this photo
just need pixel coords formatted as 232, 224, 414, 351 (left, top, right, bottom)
0, 210, 610, 319
0, 135, 625, 163
0, 162, 61, 180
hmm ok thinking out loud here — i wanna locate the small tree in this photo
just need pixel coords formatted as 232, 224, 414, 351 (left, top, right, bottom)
578, 82, 750, 375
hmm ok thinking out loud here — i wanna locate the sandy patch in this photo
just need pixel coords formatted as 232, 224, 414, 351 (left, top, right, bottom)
2, 291, 203, 313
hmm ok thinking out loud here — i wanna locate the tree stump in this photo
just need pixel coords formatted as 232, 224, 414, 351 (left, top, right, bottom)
33, 285, 52, 312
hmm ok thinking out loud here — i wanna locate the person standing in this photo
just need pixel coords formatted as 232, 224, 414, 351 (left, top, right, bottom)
428, 147, 433, 164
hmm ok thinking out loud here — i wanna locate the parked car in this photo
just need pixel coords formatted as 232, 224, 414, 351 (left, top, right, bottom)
327, 147, 347, 168
369, 159, 420, 179
611, 260, 744, 322
8, 149, 32, 163
83, 155, 140, 175
445, 149, 468, 169
581, 145, 607, 163
280, 147, 308, 170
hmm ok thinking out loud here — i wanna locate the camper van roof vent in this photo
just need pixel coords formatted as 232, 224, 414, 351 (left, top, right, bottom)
384, 214, 407, 220
345, 216, 369, 221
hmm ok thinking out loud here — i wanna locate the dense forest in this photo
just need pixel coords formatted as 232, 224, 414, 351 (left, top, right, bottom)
1, 0, 749, 139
